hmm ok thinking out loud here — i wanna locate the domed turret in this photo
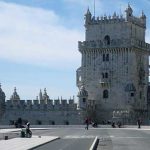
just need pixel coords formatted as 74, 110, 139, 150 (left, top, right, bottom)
42, 88, 49, 103
78, 86, 88, 97
77, 85, 88, 109
10, 87, 20, 101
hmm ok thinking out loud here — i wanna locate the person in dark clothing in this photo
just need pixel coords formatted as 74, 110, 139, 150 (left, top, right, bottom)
85, 118, 89, 130
26, 122, 32, 137
137, 119, 141, 128
112, 122, 116, 128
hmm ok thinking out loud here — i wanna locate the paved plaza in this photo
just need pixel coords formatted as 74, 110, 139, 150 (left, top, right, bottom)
1, 125, 150, 150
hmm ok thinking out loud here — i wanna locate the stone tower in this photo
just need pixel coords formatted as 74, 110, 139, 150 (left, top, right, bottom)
77, 5, 150, 123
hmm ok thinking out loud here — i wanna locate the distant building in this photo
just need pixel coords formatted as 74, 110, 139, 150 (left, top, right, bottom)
77, 5, 150, 124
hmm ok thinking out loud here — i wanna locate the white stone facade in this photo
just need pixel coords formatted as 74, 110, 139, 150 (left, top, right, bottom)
77, 5, 150, 123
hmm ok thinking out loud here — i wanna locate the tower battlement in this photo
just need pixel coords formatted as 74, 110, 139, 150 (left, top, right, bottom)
85, 13, 125, 25
1, 87, 77, 111
84, 5, 146, 42
5, 98, 77, 111
85, 4, 146, 28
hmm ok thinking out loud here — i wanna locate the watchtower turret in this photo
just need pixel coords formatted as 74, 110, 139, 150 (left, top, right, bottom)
141, 10, 146, 27
85, 8, 92, 26
125, 4, 133, 20
78, 85, 88, 110
10, 87, 20, 105
43, 88, 50, 104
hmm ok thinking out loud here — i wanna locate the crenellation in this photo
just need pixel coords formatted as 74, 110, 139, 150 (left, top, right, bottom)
3, 98, 78, 111
4, 97, 78, 111
47, 99, 53, 105
27, 100, 32, 106
20, 100, 25, 106
61, 99, 67, 105
85, 5, 146, 42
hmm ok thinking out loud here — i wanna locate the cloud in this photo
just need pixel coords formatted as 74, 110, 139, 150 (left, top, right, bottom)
0, 1, 84, 69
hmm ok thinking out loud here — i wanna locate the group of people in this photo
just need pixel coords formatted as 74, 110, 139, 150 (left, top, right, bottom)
84, 118, 143, 129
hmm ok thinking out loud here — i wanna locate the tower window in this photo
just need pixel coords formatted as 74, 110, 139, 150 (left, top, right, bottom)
131, 93, 134, 97
83, 98, 86, 103
104, 35, 110, 45
106, 54, 109, 61
105, 73, 108, 78
103, 54, 105, 61
103, 90, 109, 98
103, 54, 109, 62
102, 72, 108, 78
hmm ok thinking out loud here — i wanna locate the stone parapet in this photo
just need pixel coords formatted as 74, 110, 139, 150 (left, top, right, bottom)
5, 98, 77, 111
78, 39, 150, 51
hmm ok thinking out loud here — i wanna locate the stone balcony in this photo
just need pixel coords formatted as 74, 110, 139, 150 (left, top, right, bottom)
78, 39, 150, 51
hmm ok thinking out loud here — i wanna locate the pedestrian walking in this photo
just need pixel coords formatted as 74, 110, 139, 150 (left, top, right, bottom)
85, 118, 89, 130
137, 119, 141, 128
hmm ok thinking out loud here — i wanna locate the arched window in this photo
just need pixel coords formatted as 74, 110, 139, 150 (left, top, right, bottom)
103, 90, 109, 98
102, 73, 105, 78
103, 54, 109, 61
106, 54, 109, 61
104, 35, 110, 45
103, 54, 105, 61
83, 98, 86, 103
105, 73, 108, 78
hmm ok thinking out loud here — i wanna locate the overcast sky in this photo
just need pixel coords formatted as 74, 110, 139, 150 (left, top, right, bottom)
0, 0, 150, 100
